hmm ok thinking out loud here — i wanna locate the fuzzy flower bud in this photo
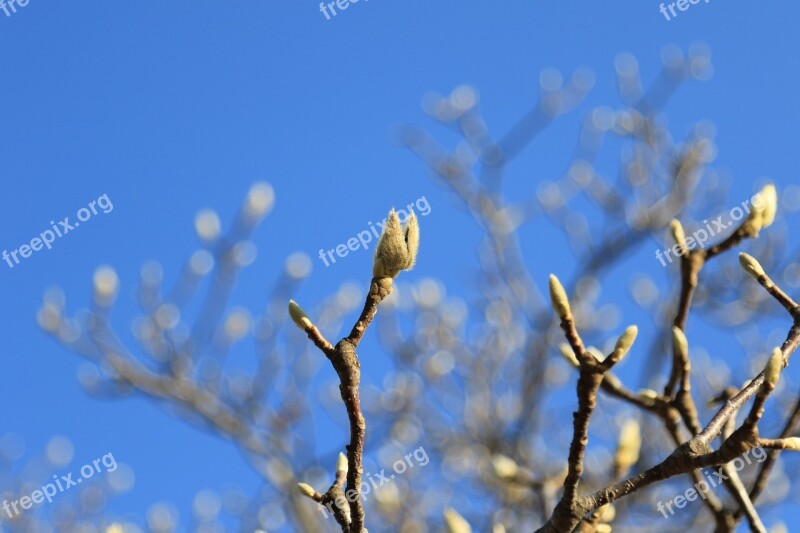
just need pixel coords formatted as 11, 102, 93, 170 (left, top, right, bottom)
297, 483, 317, 500
490, 454, 519, 480
373, 210, 420, 279
610, 325, 638, 363
444, 508, 472, 533
670, 219, 687, 255
755, 183, 778, 228
763, 347, 784, 389
336, 452, 348, 474
672, 327, 688, 360
549, 274, 572, 320
615, 419, 641, 474
739, 253, 766, 280
288, 300, 312, 330
781, 437, 800, 451
559, 343, 580, 368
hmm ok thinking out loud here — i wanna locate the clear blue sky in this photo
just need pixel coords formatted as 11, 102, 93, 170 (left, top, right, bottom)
1, 1, 798, 530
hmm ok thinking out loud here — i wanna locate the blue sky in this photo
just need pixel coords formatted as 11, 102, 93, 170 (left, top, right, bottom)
1, 0, 798, 530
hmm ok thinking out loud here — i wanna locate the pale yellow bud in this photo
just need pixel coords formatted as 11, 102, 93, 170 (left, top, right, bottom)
758, 184, 778, 228
599, 503, 616, 522
596, 525, 612, 533
297, 482, 317, 499
288, 300, 312, 330
739, 253, 766, 280
781, 437, 800, 451
763, 347, 784, 388
444, 508, 472, 533
672, 327, 688, 360
638, 388, 659, 401
373, 210, 420, 278
549, 274, 572, 320
559, 343, 579, 368
611, 326, 638, 363
336, 452, 348, 474
670, 219, 687, 254
490, 454, 519, 480
615, 419, 641, 473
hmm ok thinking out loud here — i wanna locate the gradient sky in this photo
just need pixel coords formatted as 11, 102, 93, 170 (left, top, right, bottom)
1, 1, 798, 531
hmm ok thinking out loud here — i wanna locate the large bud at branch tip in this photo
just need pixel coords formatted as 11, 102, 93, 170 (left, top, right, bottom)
443, 508, 472, 533
288, 300, 312, 330
670, 219, 687, 255
336, 452, 348, 474
373, 210, 420, 279
548, 274, 572, 320
672, 327, 688, 359
611, 325, 638, 363
739, 253, 766, 281
297, 483, 316, 499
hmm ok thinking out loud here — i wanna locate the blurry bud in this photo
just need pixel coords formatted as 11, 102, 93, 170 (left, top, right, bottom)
297, 483, 317, 500
757, 184, 778, 228
559, 343, 579, 368
336, 452, 348, 474
549, 274, 572, 320
194, 209, 221, 241
444, 508, 472, 533
596, 525, 612, 533
610, 326, 638, 364
492, 525, 507, 533
288, 300, 312, 330
763, 348, 784, 389
639, 389, 659, 401
780, 437, 800, 451
739, 253, 766, 280
598, 503, 616, 523
747, 196, 765, 233
106, 524, 124, 533
670, 219, 687, 255
615, 420, 641, 474
672, 327, 688, 360
373, 210, 419, 279
490, 454, 519, 480
93, 265, 119, 303
37, 303, 62, 333
244, 182, 275, 219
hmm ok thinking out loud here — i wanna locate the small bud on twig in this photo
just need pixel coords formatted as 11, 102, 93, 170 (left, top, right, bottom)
490, 454, 519, 480
615, 419, 641, 475
297, 482, 317, 500
549, 274, 572, 320
670, 219, 687, 255
336, 452, 348, 474
611, 326, 638, 363
288, 300, 312, 330
763, 347, 784, 389
444, 508, 472, 533
739, 253, 766, 280
672, 327, 688, 360
559, 343, 580, 367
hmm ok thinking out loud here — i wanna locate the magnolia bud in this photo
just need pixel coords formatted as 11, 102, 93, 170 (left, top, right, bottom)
490, 454, 519, 480
559, 343, 580, 368
373, 210, 420, 279
639, 388, 659, 401
444, 508, 472, 533
756, 184, 778, 228
670, 219, 687, 255
288, 300, 312, 330
615, 419, 641, 474
739, 253, 766, 280
763, 347, 784, 388
781, 437, 800, 451
672, 327, 688, 360
611, 326, 638, 363
549, 275, 572, 320
336, 452, 348, 474
297, 483, 317, 499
